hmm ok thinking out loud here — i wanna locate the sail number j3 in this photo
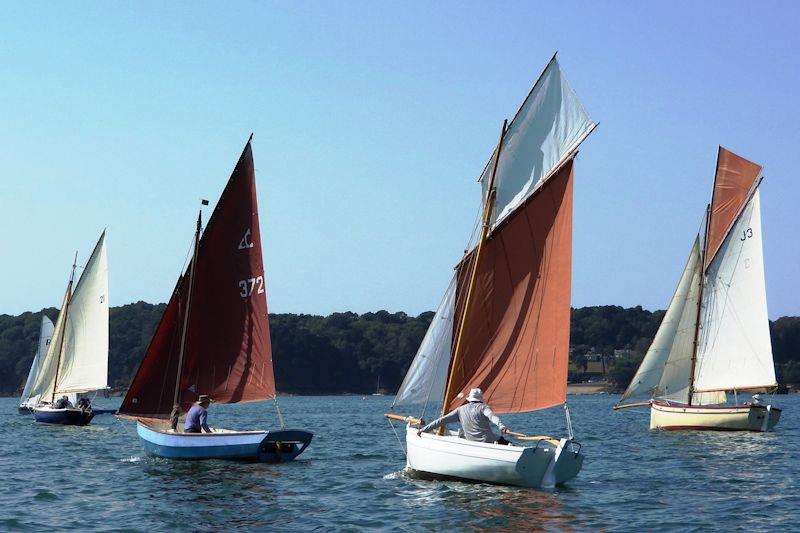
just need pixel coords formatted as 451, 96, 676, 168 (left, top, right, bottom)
740, 227, 753, 241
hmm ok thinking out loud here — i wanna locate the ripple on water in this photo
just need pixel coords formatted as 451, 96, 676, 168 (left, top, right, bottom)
0, 395, 798, 530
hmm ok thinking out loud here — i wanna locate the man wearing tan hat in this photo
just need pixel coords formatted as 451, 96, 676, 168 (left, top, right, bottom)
184, 394, 214, 433
417, 388, 509, 444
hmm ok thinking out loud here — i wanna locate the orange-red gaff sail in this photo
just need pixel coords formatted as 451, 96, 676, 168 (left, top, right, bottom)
119, 142, 275, 419
446, 160, 574, 414
704, 147, 762, 270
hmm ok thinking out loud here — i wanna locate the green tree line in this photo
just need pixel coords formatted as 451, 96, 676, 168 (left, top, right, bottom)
1, 303, 798, 396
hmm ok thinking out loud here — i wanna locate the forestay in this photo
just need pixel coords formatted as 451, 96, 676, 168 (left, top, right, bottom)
119, 141, 275, 419
694, 190, 776, 392
20, 315, 55, 406
479, 55, 596, 228
56, 232, 109, 394
392, 274, 456, 407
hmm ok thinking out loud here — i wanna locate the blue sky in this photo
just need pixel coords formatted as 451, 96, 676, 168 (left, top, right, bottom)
1, 2, 798, 318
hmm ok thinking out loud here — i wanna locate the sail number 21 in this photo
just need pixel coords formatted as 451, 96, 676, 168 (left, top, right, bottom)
239, 276, 265, 298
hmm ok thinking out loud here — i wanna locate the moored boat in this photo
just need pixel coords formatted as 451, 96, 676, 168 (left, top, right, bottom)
386, 54, 596, 488
117, 135, 312, 462
614, 148, 781, 431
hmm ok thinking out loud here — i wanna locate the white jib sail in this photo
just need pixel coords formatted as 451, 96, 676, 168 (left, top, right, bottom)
622, 238, 701, 403
55, 232, 109, 394
694, 190, 776, 392
479, 56, 596, 228
392, 274, 456, 407
20, 315, 56, 406
26, 289, 70, 403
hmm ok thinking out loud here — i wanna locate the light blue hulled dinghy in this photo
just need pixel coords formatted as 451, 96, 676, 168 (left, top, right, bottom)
117, 137, 313, 463
137, 422, 312, 462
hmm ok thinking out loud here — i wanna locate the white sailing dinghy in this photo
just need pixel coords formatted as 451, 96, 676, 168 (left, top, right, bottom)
117, 136, 312, 462
18, 315, 55, 413
614, 147, 781, 431
386, 55, 596, 488
32, 232, 110, 426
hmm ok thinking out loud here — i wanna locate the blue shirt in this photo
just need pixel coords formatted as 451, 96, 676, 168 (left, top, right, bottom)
185, 404, 210, 432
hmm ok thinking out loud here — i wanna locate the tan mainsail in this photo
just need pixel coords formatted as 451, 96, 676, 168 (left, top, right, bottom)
704, 146, 762, 270
446, 160, 573, 414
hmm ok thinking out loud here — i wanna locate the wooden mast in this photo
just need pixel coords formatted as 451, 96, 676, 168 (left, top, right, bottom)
172, 208, 203, 409
440, 119, 508, 418
687, 204, 711, 406
51, 252, 78, 404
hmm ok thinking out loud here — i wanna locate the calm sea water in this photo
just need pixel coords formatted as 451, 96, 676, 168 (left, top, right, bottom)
1, 394, 798, 531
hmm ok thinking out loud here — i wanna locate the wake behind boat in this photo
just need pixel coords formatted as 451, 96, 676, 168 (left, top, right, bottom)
27, 232, 109, 426
614, 148, 781, 431
386, 55, 595, 488
117, 135, 312, 462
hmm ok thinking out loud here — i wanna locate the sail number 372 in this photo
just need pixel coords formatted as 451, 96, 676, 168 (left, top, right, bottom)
239, 276, 265, 298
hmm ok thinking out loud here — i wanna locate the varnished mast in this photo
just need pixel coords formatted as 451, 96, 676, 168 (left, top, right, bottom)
440, 119, 508, 418
50, 252, 78, 404
172, 208, 203, 410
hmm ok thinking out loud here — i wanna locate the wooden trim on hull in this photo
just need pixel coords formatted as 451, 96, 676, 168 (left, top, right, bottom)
650, 401, 781, 432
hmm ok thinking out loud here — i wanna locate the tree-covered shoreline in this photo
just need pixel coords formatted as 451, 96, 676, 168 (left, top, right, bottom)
1, 302, 798, 397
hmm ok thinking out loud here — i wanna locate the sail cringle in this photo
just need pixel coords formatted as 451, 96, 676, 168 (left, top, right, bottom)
694, 190, 776, 392
705, 147, 762, 270
119, 142, 275, 418
446, 160, 574, 414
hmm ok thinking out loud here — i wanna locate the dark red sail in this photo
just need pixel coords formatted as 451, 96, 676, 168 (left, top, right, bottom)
119, 140, 275, 418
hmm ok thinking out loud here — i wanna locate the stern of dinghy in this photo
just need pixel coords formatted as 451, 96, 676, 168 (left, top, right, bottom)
256, 430, 313, 462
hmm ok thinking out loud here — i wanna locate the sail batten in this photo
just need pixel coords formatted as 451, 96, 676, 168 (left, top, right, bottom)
119, 140, 275, 418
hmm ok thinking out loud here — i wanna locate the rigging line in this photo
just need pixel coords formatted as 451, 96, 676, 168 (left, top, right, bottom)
388, 419, 407, 458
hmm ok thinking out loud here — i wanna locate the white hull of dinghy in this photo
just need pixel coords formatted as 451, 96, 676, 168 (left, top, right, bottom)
404, 425, 583, 488
650, 401, 781, 432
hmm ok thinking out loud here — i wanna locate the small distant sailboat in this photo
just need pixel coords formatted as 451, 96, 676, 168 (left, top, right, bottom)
386, 55, 596, 488
372, 376, 384, 396
614, 147, 781, 431
18, 315, 55, 413
117, 136, 312, 462
32, 232, 109, 426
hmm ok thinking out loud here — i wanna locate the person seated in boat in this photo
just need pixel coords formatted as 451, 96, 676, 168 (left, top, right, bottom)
77, 397, 91, 411
54, 395, 74, 409
417, 388, 510, 445
184, 395, 214, 433
748, 394, 764, 406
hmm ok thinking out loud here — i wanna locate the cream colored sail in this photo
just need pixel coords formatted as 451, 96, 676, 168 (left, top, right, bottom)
694, 190, 775, 392
621, 238, 701, 403
55, 232, 109, 394
392, 274, 456, 407
26, 289, 70, 403
20, 315, 56, 406
479, 55, 596, 227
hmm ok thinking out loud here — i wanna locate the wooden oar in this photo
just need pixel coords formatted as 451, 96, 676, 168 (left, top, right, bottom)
504, 430, 561, 446
384, 413, 423, 426
611, 401, 651, 410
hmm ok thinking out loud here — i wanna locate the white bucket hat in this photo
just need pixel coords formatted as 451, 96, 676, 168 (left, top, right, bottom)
466, 388, 484, 402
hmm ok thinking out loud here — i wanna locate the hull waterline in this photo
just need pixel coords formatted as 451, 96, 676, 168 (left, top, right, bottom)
136, 421, 313, 462
650, 401, 781, 431
33, 406, 95, 426
404, 425, 583, 488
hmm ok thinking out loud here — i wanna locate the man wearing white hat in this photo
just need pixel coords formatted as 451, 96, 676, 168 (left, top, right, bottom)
417, 388, 510, 444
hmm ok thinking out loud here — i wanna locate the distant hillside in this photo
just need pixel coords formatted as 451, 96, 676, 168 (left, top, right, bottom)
1, 303, 798, 396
